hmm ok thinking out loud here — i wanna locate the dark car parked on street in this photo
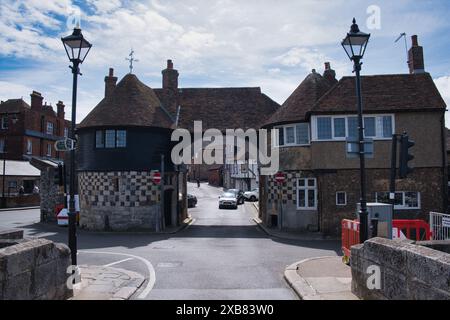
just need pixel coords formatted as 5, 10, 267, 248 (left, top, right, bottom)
227, 189, 245, 205
187, 194, 197, 208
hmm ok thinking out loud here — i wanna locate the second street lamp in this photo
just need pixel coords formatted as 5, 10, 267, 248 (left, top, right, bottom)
61, 26, 92, 266
341, 18, 370, 242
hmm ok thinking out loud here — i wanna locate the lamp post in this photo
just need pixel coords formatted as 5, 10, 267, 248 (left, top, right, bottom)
1, 113, 18, 208
341, 18, 370, 242
61, 26, 92, 266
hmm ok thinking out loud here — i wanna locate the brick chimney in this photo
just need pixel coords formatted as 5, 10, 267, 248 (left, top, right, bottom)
408, 35, 425, 74
56, 101, 65, 119
323, 62, 337, 85
162, 59, 179, 90
104, 68, 118, 98
30, 91, 43, 111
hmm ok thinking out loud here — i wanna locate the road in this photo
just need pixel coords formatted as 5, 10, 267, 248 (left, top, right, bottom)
0, 182, 340, 300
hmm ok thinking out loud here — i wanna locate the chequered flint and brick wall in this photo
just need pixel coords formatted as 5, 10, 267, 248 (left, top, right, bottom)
78, 171, 161, 208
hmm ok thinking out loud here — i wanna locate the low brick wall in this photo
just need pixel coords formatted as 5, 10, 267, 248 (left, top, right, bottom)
4, 194, 40, 208
0, 230, 72, 300
351, 237, 450, 300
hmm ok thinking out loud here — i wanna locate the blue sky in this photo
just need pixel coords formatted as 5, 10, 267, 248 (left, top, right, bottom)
1, 0, 449, 124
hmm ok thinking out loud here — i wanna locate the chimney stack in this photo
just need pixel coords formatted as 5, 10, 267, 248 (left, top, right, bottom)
408, 35, 425, 74
323, 62, 337, 85
104, 68, 118, 98
30, 91, 43, 111
56, 101, 65, 119
162, 59, 179, 90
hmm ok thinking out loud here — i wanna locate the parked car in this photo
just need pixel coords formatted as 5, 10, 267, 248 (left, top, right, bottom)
243, 188, 259, 201
187, 194, 197, 208
218, 192, 238, 209
227, 189, 245, 204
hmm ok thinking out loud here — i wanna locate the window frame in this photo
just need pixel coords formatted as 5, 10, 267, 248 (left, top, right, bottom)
95, 129, 127, 149
26, 139, 33, 155
273, 123, 310, 147
46, 122, 54, 135
46, 143, 52, 157
312, 114, 395, 141
336, 191, 347, 206
297, 178, 317, 210
375, 191, 421, 210
1, 116, 8, 129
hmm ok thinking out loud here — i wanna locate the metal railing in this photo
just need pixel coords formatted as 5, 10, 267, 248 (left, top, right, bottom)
429, 212, 450, 240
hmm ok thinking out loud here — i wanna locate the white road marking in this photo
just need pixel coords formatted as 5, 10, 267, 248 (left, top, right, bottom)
78, 250, 156, 299
103, 257, 133, 267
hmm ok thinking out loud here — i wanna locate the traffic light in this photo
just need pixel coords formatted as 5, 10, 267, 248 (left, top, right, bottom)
399, 133, 414, 178
54, 164, 64, 186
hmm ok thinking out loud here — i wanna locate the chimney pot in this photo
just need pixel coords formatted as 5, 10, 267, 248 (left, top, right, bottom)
324, 62, 331, 70
104, 67, 118, 98
408, 35, 425, 74
162, 59, 179, 90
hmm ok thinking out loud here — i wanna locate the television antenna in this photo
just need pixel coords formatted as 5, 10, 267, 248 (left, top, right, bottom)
395, 33, 408, 65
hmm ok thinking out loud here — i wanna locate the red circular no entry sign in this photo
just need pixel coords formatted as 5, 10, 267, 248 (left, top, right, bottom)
152, 172, 162, 185
274, 172, 286, 183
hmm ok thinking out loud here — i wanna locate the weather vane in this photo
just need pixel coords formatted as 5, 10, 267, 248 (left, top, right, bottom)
125, 49, 139, 74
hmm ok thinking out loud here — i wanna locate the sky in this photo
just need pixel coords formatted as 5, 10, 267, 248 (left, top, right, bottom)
0, 0, 450, 124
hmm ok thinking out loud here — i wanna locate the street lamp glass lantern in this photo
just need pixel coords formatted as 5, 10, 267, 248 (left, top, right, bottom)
61, 27, 92, 63
341, 18, 370, 61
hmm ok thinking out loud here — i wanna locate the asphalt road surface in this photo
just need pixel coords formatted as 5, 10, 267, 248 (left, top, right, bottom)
0, 182, 340, 300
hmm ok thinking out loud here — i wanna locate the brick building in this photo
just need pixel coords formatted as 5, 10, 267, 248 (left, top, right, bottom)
0, 91, 70, 161
260, 35, 448, 236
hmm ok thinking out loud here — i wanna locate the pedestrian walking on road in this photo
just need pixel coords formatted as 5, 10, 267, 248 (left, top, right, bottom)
18, 185, 25, 195
197, 179, 200, 188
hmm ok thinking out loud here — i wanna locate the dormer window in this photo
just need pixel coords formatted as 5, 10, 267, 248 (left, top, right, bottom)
95, 129, 127, 149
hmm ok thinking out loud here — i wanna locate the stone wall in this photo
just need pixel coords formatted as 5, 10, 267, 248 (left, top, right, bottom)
40, 167, 64, 222
351, 237, 450, 300
0, 230, 72, 300
78, 171, 166, 231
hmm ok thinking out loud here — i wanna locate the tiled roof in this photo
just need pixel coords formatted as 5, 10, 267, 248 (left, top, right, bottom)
78, 74, 174, 129
154, 87, 279, 131
0, 99, 30, 113
311, 73, 446, 115
263, 71, 332, 127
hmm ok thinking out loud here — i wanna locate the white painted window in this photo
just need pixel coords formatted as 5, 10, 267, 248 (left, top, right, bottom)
46, 122, 54, 135
375, 191, 420, 209
336, 191, 347, 206
46, 143, 52, 156
312, 114, 394, 141
116, 130, 127, 148
105, 130, 116, 148
64, 127, 69, 138
273, 123, 310, 147
297, 178, 317, 210
27, 139, 32, 154
1, 116, 8, 129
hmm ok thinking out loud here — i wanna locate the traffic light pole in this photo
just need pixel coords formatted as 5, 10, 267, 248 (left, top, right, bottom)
389, 134, 398, 213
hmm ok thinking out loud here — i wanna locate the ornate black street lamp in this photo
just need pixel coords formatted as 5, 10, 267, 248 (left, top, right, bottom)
61, 26, 92, 266
341, 18, 370, 242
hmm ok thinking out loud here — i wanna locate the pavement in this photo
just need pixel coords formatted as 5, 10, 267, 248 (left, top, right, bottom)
0, 182, 341, 300
250, 202, 338, 241
72, 265, 145, 300
284, 256, 359, 300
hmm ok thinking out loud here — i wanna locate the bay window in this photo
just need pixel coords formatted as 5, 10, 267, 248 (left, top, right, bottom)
313, 114, 394, 141
274, 123, 310, 146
